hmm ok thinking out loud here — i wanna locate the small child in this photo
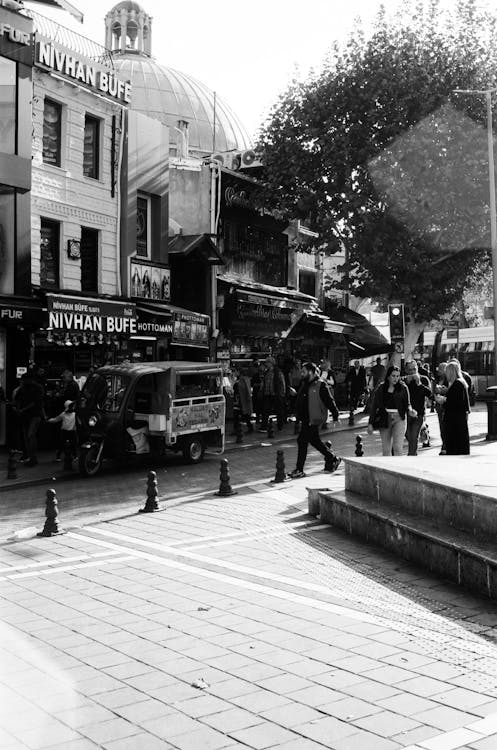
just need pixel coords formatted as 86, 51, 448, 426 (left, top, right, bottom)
48, 400, 78, 460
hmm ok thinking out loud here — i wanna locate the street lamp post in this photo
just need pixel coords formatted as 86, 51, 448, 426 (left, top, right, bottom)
454, 88, 497, 382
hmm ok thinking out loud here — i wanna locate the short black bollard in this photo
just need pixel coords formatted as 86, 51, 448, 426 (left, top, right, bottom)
139, 470, 162, 513
6, 450, 17, 480
37, 489, 63, 537
348, 409, 355, 426
355, 435, 364, 457
215, 458, 237, 497
267, 417, 275, 439
63, 439, 73, 472
234, 413, 243, 444
271, 449, 287, 483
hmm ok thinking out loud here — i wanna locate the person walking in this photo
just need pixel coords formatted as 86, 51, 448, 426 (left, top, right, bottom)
368, 365, 416, 456
233, 367, 254, 433
345, 360, 367, 411
14, 371, 45, 466
435, 360, 470, 455
434, 362, 448, 454
289, 362, 340, 479
260, 357, 286, 432
47, 400, 78, 462
369, 357, 386, 390
404, 360, 432, 456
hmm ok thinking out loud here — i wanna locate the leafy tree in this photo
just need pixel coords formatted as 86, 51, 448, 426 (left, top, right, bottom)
258, 0, 497, 356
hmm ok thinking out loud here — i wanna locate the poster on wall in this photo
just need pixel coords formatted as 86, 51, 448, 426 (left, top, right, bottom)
171, 400, 225, 434
172, 311, 209, 347
130, 260, 170, 301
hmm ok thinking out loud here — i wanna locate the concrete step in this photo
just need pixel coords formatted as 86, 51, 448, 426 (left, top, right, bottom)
345, 458, 497, 541
311, 488, 497, 600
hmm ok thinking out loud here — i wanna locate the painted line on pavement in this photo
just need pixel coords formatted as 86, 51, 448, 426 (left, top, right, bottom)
0, 555, 137, 580
68, 531, 379, 625
403, 712, 497, 750
185, 522, 329, 551
0, 550, 119, 575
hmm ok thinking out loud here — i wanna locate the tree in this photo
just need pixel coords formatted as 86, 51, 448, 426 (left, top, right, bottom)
258, 0, 497, 357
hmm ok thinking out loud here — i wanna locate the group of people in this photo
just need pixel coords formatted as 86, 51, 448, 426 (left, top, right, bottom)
368, 358, 472, 456
6, 364, 108, 466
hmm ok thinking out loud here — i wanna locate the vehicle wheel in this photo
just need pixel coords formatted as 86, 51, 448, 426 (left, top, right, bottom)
182, 437, 205, 464
79, 445, 103, 476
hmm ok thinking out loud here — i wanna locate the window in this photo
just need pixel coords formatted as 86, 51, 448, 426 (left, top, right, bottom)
0, 58, 16, 154
299, 268, 317, 297
40, 219, 60, 289
136, 194, 151, 257
80, 227, 99, 292
102, 374, 129, 412
83, 115, 100, 179
43, 99, 62, 166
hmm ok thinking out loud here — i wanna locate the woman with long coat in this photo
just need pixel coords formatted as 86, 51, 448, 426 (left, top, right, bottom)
436, 360, 470, 455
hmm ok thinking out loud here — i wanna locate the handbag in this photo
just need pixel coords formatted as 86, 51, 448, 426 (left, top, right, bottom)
371, 407, 388, 430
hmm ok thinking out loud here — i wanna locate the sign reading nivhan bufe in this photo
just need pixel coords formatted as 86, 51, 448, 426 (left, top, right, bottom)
47, 295, 137, 334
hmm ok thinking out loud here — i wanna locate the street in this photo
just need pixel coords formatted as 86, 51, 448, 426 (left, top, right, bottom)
1, 406, 497, 750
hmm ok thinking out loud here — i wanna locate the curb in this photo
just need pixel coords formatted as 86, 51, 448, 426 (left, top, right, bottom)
0, 414, 371, 493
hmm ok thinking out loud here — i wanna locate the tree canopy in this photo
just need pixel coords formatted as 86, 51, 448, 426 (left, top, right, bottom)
258, 0, 497, 346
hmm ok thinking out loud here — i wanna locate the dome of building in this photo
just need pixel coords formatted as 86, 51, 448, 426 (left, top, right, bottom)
105, 2, 252, 156
113, 55, 252, 155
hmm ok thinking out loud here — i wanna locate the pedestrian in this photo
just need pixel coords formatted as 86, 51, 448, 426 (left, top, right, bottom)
448, 358, 475, 406
259, 357, 286, 432
81, 365, 108, 409
434, 362, 448, 454
345, 360, 367, 411
60, 369, 80, 404
47, 400, 78, 461
369, 357, 386, 390
435, 360, 470, 455
233, 367, 254, 433
368, 365, 417, 456
14, 371, 45, 466
404, 360, 432, 456
288, 362, 340, 479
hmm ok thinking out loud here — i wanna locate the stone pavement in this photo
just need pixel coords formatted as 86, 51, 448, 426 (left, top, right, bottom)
1, 449, 497, 750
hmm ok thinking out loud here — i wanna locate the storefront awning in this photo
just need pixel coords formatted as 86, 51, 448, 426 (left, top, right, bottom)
168, 234, 225, 265
328, 306, 393, 357
27, 0, 84, 22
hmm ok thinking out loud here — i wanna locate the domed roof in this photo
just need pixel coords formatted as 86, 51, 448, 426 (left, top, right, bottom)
113, 54, 252, 155
111, 1, 144, 12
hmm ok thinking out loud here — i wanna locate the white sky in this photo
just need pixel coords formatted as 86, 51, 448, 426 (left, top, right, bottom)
24, 0, 493, 139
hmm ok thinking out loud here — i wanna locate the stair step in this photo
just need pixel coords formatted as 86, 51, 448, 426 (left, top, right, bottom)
315, 489, 497, 599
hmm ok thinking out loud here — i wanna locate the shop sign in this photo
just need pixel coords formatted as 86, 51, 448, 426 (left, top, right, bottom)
236, 298, 294, 325
0, 301, 43, 327
136, 320, 173, 335
131, 260, 170, 301
172, 311, 209, 347
35, 39, 132, 103
172, 400, 225, 434
0, 8, 33, 64
47, 295, 137, 334
0, 21, 30, 46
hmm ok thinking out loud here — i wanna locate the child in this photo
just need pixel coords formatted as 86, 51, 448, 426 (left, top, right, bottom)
48, 400, 78, 461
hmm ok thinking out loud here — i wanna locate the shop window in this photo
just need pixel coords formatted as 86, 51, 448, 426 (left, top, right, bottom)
83, 115, 100, 179
175, 372, 219, 399
0, 58, 16, 154
80, 227, 99, 293
0, 187, 15, 295
136, 193, 151, 257
43, 99, 62, 166
299, 268, 317, 297
40, 219, 60, 289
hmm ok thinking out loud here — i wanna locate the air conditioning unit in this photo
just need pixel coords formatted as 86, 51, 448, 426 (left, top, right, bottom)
211, 153, 227, 166
239, 149, 262, 169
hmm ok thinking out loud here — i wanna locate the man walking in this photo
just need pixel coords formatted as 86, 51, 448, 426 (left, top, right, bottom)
260, 357, 286, 432
369, 357, 386, 390
404, 360, 432, 456
345, 360, 367, 411
289, 362, 341, 478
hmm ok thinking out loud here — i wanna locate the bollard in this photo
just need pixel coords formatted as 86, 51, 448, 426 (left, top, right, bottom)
234, 413, 243, 444
267, 417, 275, 439
37, 489, 63, 537
139, 470, 162, 513
215, 458, 237, 497
355, 435, 364, 457
6, 450, 17, 480
348, 409, 355, 426
63, 439, 73, 472
271, 449, 287, 483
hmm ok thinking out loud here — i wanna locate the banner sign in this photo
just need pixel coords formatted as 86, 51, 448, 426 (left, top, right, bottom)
172, 311, 209, 347
0, 300, 43, 327
171, 400, 225, 434
0, 9, 33, 64
47, 295, 137, 334
130, 260, 170, 301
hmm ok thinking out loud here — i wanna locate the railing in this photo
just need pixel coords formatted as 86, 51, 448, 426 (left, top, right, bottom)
27, 10, 115, 69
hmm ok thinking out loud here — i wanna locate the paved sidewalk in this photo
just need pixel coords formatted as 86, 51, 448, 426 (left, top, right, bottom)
1, 458, 497, 750
0, 410, 370, 493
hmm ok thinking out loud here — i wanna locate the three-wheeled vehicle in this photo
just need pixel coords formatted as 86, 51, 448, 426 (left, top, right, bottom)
78, 362, 225, 476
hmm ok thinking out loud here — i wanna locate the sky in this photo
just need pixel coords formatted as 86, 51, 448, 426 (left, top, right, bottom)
25, 0, 401, 139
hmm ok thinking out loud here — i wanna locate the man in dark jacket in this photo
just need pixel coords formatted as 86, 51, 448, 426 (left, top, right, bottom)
404, 361, 432, 455
260, 357, 286, 431
15, 372, 45, 466
345, 360, 367, 410
289, 363, 341, 478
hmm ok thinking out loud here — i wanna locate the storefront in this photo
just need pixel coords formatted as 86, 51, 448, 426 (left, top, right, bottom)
134, 302, 210, 362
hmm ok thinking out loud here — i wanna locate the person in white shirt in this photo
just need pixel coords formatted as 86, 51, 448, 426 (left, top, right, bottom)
48, 400, 77, 461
